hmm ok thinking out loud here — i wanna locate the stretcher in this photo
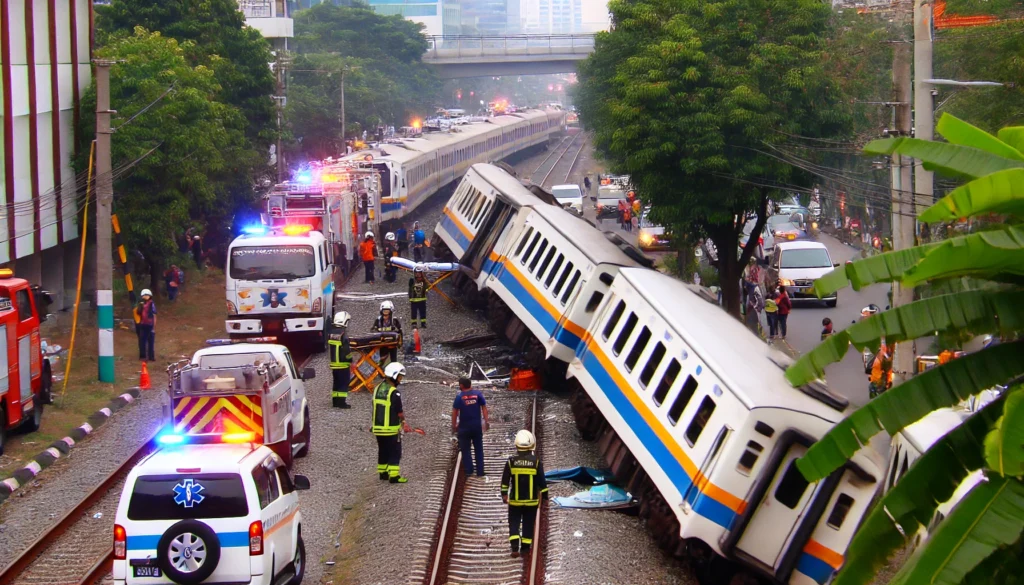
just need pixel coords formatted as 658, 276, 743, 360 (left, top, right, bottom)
389, 257, 459, 307
348, 332, 402, 393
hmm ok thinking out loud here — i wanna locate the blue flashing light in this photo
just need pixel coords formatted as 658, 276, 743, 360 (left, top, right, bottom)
295, 172, 313, 184
243, 225, 267, 236
157, 433, 186, 445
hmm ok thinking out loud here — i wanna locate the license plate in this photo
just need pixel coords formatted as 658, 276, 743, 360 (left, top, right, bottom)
133, 565, 162, 578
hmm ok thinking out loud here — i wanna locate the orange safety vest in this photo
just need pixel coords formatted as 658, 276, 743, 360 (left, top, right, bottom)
360, 240, 376, 262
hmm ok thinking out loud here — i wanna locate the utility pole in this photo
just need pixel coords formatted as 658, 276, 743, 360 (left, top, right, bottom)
275, 51, 287, 183
913, 0, 934, 236
94, 60, 115, 383
890, 41, 916, 385
340, 68, 346, 145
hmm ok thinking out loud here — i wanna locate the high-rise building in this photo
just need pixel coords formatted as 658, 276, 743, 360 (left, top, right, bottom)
238, 0, 294, 50
461, 0, 508, 34
0, 0, 93, 306
522, 0, 584, 32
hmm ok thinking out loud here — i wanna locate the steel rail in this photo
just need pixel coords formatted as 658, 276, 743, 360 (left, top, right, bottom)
539, 133, 581, 188
530, 136, 571, 186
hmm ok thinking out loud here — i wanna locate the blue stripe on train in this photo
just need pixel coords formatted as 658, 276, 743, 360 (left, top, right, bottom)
490, 260, 582, 350
439, 212, 472, 252
796, 552, 835, 584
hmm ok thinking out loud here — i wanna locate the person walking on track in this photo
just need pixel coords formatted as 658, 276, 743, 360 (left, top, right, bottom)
134, 289, 157, 362
409, 266, 429, 328
452, 377, 489, 477
372, 363, 412, 483
328, 311, 353, 409
502, 430, 547, 558
372, 300, 403, 364
412, 221, 427, 262
360, 231, 377, 283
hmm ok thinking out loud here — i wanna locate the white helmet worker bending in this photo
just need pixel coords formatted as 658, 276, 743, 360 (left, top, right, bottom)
333, 311, 351, 328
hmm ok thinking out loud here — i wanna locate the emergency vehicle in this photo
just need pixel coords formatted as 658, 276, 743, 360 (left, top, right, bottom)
0, 268, 53, 455
112, 434, 309, 585
165, 344, 312, 468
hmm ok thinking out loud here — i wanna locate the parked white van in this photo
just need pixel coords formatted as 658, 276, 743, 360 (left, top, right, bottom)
551, 184, 584, 215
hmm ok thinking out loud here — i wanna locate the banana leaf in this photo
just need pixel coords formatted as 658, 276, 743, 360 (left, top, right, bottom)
996, 127, 1024, 154
796, 341, 1024, 482
833, 397, 1004, 585
960, 536, 1024, 585
889, 476, 1024, 585
784, 290, 1024, 387
936, 113, 1024, 162
864, 138, 1024, 180
901, 225, 1024, 287
918, 169, 1024, 223
985, 386, 1024, 478
810, 244, 941, 297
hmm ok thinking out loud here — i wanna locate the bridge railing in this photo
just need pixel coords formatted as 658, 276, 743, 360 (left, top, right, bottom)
423, 34, 596, 59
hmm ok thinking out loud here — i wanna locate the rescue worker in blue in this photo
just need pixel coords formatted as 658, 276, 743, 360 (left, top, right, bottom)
412, 221, 427, 262
372, 300, 403, 364
372, 362, 411, 483
328, 311, 353, 409
451, 377, 489, 476
396, 223, 409, 258
409, 266, 428, 329
501, 430, 548, 558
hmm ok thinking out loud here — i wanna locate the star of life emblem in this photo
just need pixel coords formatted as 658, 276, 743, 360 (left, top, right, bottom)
173, 479, 206, 508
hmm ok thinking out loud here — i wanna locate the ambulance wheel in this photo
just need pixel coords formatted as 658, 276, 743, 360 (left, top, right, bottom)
282, 424, 295, 468
288, 534, 306, 585
295, 408, 310, 458
157, 519, 221, 585
23, 395, 43, 433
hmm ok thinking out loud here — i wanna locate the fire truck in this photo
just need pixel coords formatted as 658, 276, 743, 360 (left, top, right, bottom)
0, 268, 53, 456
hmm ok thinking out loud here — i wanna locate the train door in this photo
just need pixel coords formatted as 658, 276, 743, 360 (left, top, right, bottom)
684, 426, 730, 504
735, 444, 819, 572
462, 199, 514, 278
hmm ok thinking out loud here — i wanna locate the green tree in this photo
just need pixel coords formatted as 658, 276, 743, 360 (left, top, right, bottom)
574, 0, 851, 317
785, 113, 1024, 585
96, 0, 277, 151
76, 28, 252, 288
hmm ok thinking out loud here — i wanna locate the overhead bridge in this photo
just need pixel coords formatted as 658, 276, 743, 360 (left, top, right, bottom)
422, 35, 596, 79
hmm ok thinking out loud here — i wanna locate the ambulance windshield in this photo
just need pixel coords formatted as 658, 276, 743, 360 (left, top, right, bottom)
229, 245, 316, 280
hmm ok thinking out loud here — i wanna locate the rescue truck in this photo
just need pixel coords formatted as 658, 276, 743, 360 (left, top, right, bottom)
0, 268, 53, 455
164, 343, 312, 468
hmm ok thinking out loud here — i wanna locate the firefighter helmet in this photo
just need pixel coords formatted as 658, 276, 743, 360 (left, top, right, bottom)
414, 265, 426, 274
140, 289, 153, 298
365, 231, 374, 239
333, 311, 351, 327
384, 362, 406, 381
385, 232, 396, 241
514, 430, 536, 451
380, 300, 395, 313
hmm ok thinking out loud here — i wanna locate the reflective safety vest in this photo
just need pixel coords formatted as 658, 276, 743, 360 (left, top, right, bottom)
374, 316, 400, 333
501, 451, 548, 506
328, 327, 352, 370
409, 278, 428, 302
372, 382, 401, 436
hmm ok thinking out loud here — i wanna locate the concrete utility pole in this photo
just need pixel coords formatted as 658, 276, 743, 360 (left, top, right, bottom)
275, 51, 287, 183
891, 41, 916, 385
913, 0, 934, 235
340, 68, 346, 144
94, 60, 115, 383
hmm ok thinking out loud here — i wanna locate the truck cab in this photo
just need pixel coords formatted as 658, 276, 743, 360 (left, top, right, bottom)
0, 268, 52, 455
165, 344, 312, 468
225, 229, 333, 351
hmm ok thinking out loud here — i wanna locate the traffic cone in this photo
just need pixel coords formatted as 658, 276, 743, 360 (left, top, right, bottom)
139, 361, 151, 390
413, 328, 421, 355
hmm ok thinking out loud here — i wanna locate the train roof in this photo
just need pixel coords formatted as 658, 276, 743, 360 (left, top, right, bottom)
531, 204, 640, 267
617, 267, 849, 420
899, 408, 969, 453
471, 163, 544, 208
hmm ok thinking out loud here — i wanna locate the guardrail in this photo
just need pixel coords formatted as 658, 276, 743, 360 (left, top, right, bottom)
423, 34, 596, 59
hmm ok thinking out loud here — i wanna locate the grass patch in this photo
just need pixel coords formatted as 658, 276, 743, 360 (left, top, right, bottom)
0, 267, 228, 476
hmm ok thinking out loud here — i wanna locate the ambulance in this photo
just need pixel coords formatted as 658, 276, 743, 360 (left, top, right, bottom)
0, 268, 53, 455
165, 344, 312, 468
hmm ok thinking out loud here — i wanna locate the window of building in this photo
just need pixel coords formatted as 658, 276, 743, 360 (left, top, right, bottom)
684, 395, 715, 444
774, 460, 811, 510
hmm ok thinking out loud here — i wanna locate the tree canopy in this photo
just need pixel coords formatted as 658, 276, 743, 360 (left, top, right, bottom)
574, 0, 851, 316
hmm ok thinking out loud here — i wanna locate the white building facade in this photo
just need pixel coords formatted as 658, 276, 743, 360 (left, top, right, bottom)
238, 0, 294, 50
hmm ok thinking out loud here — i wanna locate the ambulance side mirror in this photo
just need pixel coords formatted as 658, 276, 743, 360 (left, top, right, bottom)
293, 474, 311, 490
301, 367, 316, 380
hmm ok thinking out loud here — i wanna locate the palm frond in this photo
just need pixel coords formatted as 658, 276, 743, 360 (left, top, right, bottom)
936, 113, 1024, 162
901, 225, 1024, 287
918, 169, 1024, 223
985, 386, 1024, 478
863, 138, 1024, 180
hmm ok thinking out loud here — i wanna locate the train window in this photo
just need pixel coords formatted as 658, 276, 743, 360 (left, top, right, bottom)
888, 446, 901, 490
684, 396, 715, 445
521, 232, 542, 265
669, 375, 699, 426
473, 199, 490, 227
537, 247, 556, 277
530, 240, 549, 272
736, 441, 764, 476
602, 301, 626, 341
545, 254, 565, 288
754, 421, 775, 438
553, 261, 574, 296
774, 460, 810, 510
639, 342, 666, 388
560, 271, 580, 305
515, 228, 535, 258
898, 452, 909, 483
625, 327, 652, 372
612, 313, 638, 356
826, 494, 855, 530
584, 291, 604, 313
655, 361, 683, 405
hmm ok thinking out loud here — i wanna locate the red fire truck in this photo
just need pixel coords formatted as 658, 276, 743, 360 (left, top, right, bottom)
0, 268, 53, 455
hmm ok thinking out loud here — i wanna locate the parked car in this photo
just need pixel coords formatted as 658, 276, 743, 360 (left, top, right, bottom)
766, 241, 839, 306
637, 209, 671, 251
551, 184, 584, 215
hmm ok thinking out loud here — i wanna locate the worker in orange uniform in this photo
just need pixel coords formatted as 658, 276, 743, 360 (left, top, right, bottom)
868, 340, 893, 399
360, 231, 377, 284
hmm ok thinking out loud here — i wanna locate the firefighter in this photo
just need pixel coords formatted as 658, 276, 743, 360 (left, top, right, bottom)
501, 429, 547, 558
360, 231, 377, 284
372, 300, 403, 364
372, 362, 411, 483
134, 289, 157, 362
328, 311, 353, 409
383, 232, 398, 283
409, 266, 428, 329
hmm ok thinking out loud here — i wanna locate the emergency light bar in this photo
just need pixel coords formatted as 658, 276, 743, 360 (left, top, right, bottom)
282, 225, 313, 236
206, 336, 279, 346
0, 268, 13, 278
157, 432, 257, 446
243, 225, 267, 235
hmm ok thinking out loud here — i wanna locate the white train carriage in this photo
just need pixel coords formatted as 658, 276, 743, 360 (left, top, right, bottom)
568, 267, 882, 585
334, 108, 564, 223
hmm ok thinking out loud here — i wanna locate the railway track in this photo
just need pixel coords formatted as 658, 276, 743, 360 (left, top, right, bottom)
0, 350, 316, 585
530, 134, 580, 188
419, 392, 545, 585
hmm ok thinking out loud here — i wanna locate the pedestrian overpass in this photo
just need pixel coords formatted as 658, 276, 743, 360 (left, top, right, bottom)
422, 35, 596, 79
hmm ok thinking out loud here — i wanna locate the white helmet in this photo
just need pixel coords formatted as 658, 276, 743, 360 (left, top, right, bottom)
514, 430, 536, 451
380, 300, 395, 313
140, 289, 153, 298
365, 231, 374, 239
385, 232, 396, 241
384, 362, 406, 381
333, 311, 351, 327
414, 265, 426, 274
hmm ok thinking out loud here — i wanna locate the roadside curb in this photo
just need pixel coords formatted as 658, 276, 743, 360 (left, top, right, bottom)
0, 387, 143, 504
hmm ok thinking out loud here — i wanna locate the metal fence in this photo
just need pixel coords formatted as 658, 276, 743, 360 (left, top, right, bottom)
423, 34, 596, 59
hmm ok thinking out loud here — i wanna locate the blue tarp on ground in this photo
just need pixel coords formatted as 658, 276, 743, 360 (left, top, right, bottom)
544, 466, 611, 485
553, 484, 635, 509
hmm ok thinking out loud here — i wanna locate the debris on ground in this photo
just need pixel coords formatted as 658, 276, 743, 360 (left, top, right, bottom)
554, 484, 635, 510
